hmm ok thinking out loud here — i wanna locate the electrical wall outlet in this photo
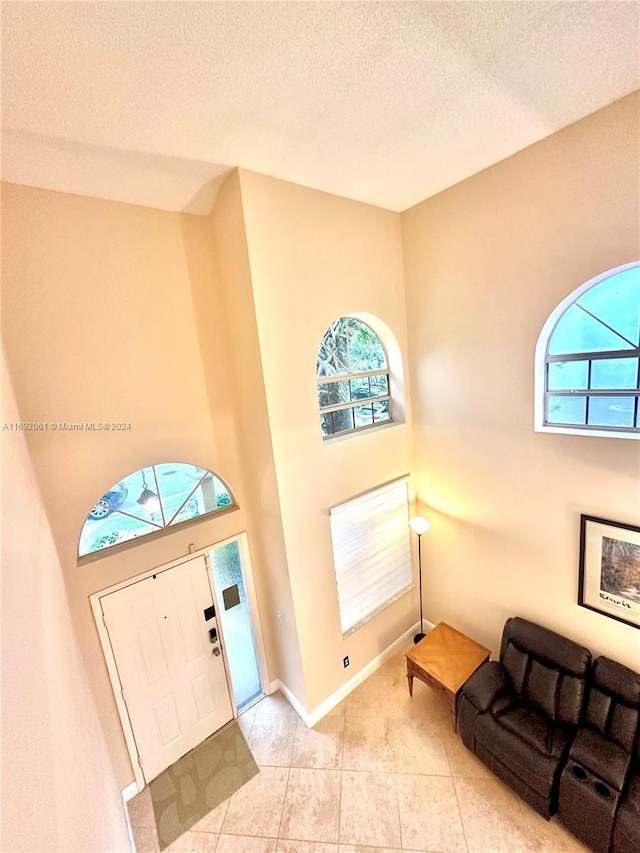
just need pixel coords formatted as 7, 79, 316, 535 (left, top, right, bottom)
343, 655, 349, 668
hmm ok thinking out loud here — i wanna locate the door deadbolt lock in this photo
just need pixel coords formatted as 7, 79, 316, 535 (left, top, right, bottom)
212, 645, 221, 657
209, 627, 218, 643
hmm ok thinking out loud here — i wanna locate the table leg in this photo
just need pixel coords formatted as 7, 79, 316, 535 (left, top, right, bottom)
407, 667, 414, 697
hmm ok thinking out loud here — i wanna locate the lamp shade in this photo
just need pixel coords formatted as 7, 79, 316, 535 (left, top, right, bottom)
409, 516, 431, 536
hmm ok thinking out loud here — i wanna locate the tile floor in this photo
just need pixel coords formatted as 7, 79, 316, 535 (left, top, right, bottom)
127, 651, 590, 853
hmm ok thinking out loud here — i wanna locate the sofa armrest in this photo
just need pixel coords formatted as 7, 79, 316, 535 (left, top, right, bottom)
461, 661, 511, 713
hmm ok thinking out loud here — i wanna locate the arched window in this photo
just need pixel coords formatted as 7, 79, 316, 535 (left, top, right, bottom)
79, 463, 235, 558
316, 317, 391, 437
535, 263, 640, 438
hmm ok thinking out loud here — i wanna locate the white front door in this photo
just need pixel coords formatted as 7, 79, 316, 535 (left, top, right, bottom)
100, 555, 233, 782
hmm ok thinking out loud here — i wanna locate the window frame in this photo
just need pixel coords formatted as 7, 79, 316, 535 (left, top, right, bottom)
78, 462, 237, 561
316, 317, 392, 439
534, 262, 640, 440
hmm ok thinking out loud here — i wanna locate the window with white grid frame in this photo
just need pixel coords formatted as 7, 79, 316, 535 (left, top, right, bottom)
535, 262, 640, 439
330, 476, 412, 637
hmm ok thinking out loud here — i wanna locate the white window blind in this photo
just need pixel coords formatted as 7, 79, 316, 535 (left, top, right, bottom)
330, 476, 412, 636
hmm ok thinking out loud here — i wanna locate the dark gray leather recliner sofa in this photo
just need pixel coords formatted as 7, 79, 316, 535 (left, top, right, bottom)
457, 617, 591, 818
557, 655, 640, 853
612, 736, 640, 853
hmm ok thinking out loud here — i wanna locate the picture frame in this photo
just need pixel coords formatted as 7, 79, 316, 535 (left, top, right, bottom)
579, 514, 640, 630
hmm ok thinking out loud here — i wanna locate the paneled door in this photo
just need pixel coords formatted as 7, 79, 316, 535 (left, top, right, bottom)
100, 555, 233, 782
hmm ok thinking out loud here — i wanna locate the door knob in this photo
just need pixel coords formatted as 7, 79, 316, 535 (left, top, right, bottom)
212, 646, 221, 657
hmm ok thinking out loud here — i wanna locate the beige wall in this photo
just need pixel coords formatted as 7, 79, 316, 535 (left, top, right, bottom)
1, 353, 130, 852
237, 170, 415, 710
209, 172, 306, 704
1, 183, 266, 785
402, 92, 640, 671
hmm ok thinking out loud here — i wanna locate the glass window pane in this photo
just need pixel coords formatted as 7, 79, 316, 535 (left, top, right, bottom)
354, 404, 374, 428
546, 395, 587, 425
79, 513, 162, 556
156, 464, 206, 524
577, 268, 640, 347
588, 397, 634, 428
320, 412, 333, 436
373, 399, 391, 423
547, 361, 589, 390
369, 373, 389, 397
332, 408, 355, 435
350, 377, 371, 401
318, 380, 349, 409
210, 541, 262, 710
316, 342, 348, 377
345, 321, 373, 371
590, 358, 638, 390
549, 304, 635, 355
167, 471, 231, 526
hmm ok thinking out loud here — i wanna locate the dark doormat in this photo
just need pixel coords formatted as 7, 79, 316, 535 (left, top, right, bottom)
149, 721, 259, 849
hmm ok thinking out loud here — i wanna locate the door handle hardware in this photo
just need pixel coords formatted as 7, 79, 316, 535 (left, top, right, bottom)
209, 627, 218, 644
212, 646, 221, 656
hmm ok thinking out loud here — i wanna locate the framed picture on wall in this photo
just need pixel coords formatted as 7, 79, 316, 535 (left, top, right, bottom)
579, 514, 640, 630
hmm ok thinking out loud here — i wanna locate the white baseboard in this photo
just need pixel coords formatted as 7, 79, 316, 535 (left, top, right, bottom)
269, 620, 435, 728
121, 780, 141, 852
121, 780, 140, 802
269, 678, 311, 724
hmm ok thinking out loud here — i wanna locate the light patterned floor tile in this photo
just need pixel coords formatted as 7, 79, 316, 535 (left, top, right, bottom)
164, 829, 218, 851
454, 777, 534, 853
341, 715, 391, 772
518, 803, 592, 851
387, 717, 451, 776
396, 773, 467, 852
338, 847, 402, 853
216, 836, 276, 852
279, 767, 341, 843
339, 770, 401, 849
248, 713, 297, 766
221, 765, 288, 838
277, 840, 339, 852
442, 729, 493, 779
236, 705, 257, 740
128, 787, 156, 829
131, 824, 160, 853
292, 715, 344, 769
255, 691, 301, 722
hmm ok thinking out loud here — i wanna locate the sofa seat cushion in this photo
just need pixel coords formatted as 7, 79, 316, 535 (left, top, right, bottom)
614, 775, 640, 848
475, 704, 570, 797
570, 728, 632, 792
498, 705, 570, 757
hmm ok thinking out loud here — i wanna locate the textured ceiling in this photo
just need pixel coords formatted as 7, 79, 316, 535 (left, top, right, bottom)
2, 2, 639, 214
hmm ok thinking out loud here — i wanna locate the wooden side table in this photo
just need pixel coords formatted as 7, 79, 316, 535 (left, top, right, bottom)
405, 621, 491, 731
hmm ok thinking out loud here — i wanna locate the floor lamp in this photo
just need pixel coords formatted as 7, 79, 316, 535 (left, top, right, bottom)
409, 516, 431, 644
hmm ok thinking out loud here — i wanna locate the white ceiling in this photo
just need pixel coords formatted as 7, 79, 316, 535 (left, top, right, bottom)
2, 2, 639, 214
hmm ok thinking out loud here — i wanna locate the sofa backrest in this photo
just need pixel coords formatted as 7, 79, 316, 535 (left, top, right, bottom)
500, 617, 591, 725
585, 656, 640, 752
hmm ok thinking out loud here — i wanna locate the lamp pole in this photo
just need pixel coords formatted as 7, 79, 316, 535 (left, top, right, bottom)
415, 531, 425, 643
409, 516, 431, 644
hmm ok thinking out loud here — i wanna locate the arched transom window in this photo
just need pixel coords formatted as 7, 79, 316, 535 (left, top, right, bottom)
536, 263, 640, 438
79, 463, 235, 558
316, 317, 391, 437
